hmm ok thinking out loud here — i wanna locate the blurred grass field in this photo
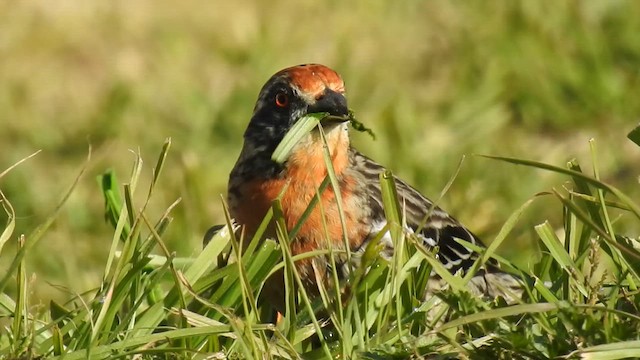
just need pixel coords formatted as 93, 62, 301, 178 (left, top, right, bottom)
1, 0, 639, 306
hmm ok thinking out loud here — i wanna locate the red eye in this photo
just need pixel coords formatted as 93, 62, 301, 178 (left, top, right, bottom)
275, 92, 289, 108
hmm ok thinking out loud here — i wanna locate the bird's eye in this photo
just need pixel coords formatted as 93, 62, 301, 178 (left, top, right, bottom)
275, 92, 289, 108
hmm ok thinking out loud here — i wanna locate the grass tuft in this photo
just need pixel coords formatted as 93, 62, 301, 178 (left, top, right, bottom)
0, 132, 640, 358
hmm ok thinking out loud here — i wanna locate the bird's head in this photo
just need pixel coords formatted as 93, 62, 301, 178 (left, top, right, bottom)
242, 64, 350, 160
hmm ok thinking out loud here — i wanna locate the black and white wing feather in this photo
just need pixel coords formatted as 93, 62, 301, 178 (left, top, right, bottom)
352, 149, 484, 274
351, 149, 523, 300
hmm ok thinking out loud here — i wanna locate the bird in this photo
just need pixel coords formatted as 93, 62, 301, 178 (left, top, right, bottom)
227, 64, 521, 312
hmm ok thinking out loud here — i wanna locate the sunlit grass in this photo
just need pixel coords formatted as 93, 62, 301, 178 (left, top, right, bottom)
2, 131, 640, 358
1, 1, 640, 303
1, 1, 640, 358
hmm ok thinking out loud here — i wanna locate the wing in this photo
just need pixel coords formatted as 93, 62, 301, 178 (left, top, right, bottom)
350, 149, 489, 275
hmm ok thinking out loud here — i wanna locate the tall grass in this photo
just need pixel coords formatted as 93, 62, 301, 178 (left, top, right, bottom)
1, 1, 640, 358
1, 126, 640, 358
1, 1, 640, 303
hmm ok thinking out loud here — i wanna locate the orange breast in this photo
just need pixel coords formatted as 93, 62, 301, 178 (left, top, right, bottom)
233, 138, 368, 256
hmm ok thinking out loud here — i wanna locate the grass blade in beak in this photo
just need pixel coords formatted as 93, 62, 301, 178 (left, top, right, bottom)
320, 114, 351, 125
271, 112, 328, 164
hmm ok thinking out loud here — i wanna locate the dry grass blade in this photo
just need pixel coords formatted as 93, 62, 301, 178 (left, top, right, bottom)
0, 150, 41, 180
0, 191, 16, 255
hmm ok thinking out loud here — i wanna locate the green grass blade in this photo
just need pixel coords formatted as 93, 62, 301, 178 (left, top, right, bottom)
553, 189, 640, 272
98, 169, 128, 238
628, 123, 640, 147
318, 124, 350, 344
48, 325, 248, 360
149, 137, 171, 196
271, 113, 325, 163
11, 236, 27, 355
535, 221, 582, 277
482, 154, 640, 221
463, 197, 536, 285
579, 340, 640, 360
535, 221, 588, 298
432, 302, 560, 333
163, 222, 234, 307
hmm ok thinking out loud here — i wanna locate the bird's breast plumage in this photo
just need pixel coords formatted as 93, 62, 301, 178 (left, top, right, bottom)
229, 137, 371, 257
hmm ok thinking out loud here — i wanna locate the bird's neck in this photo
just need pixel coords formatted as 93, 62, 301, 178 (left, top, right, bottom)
285, 124, 350, 187
228, 124, 354, 241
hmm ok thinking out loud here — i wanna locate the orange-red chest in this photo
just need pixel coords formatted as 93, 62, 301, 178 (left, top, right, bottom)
231, 141, 368, 255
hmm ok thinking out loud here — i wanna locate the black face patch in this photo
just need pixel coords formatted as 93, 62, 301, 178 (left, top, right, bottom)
238, 67, 349, 181
246, 79, 306, 146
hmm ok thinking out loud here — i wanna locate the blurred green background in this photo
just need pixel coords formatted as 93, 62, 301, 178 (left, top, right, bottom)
1, 1, 639, 304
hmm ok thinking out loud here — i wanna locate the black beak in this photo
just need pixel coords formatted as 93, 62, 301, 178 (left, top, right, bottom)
307, 89, 349, 119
